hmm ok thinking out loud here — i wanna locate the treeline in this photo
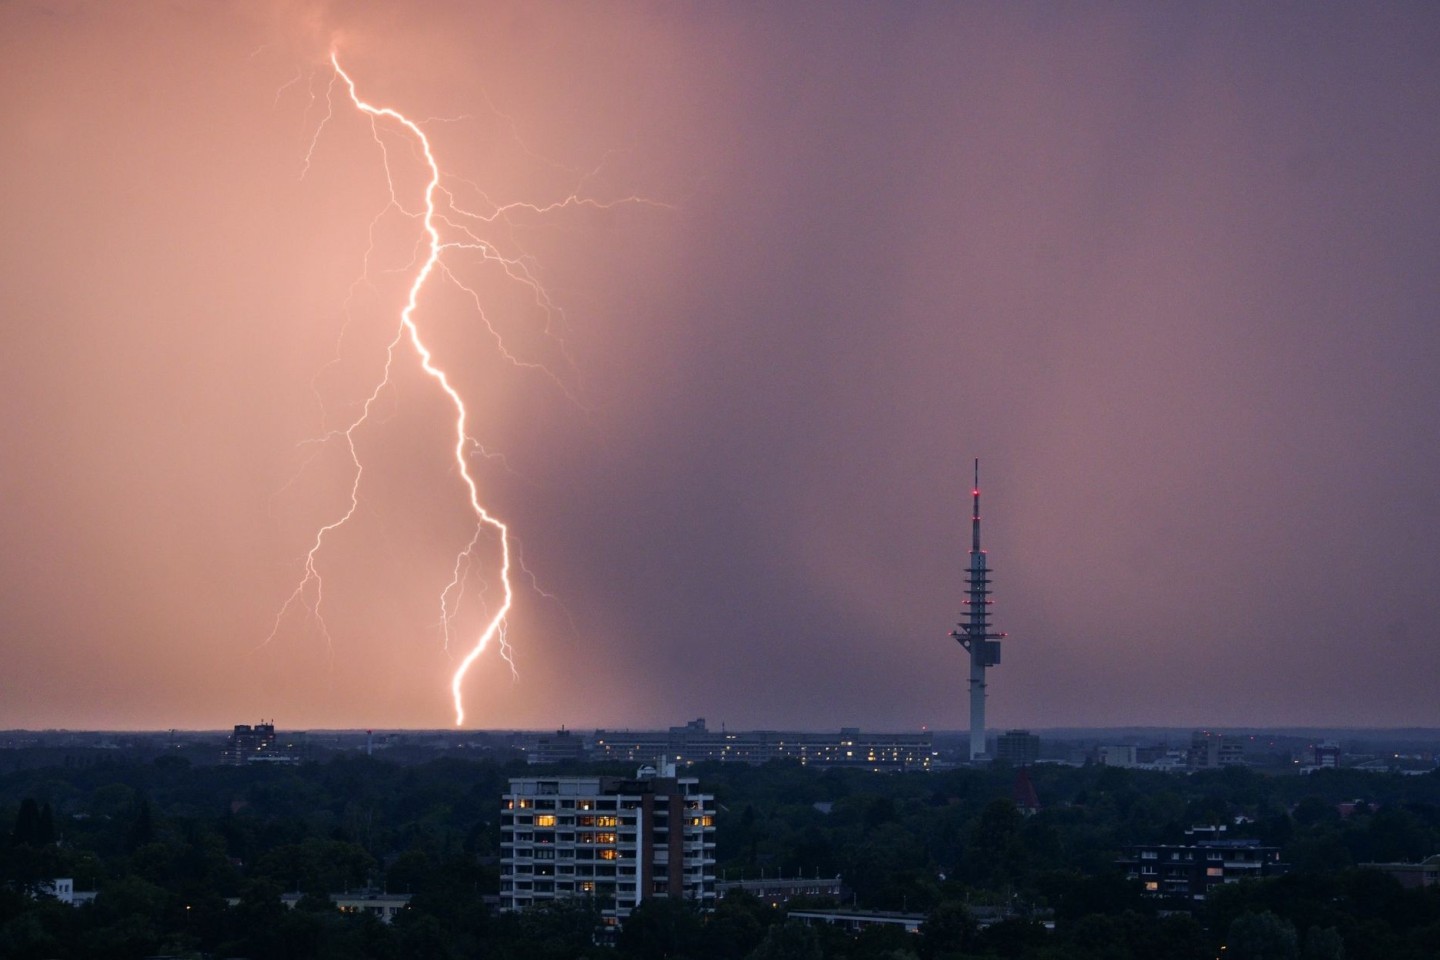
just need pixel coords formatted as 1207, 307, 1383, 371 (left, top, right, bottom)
1, 752, 1438, 958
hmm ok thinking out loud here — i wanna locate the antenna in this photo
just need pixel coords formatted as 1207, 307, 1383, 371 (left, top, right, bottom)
951, 458, 1006, 761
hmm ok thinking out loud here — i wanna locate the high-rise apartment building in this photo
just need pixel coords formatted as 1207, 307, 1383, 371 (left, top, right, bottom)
500, 764, 716, 925
221, 721, 300, 765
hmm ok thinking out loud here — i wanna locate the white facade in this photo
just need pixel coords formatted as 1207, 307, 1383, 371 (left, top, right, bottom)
1098, 745, 1138, 767
501, 769, 716, 925
41, 878, 75, 904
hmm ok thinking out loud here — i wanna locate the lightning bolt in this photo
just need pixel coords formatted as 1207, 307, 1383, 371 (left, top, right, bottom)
266, 51, 555, 726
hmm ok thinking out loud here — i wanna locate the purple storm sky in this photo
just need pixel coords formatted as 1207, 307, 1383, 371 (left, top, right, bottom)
1, 2, 1438, 730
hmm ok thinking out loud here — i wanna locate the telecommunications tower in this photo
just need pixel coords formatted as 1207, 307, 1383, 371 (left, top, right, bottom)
952, 459, 1005, 761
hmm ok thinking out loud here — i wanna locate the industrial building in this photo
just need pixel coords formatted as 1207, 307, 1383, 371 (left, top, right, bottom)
500, 764, 716, 925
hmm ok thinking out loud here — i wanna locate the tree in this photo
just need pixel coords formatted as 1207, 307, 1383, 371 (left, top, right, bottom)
617, 897, 705, 960
744, 921, 822, 960
1227, 911, 1299, 960
126, 797, 155, 852
918, 900, 977, 959
975, 917, 1049, 959
515, 897, 605, 960
964, 800, 1026, 888
1301, 925, 1344, 960
35, 804, 54, 847
10, 799, 40, 847
701, 891, 770, 960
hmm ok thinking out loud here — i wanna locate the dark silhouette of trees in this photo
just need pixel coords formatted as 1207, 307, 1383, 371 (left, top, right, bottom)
0, 748, 1438, 958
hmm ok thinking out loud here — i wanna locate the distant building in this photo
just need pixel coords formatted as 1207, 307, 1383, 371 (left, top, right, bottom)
789, 909, 928, 934
1313, 741, 1341, 768
1359, 855, 1440, 889
501, 764, 716, 926
1139, 750, 1190, 772
592, 719, 931, 771
222, 721, 301, 765
1135, 744, 1170, 765
717, 875, 843, 907
1098, 745, 1137, 767
1188, 731, 1244, 769
1120, 832, 1285, 903
280, 892, 410, 923
35, 879, 96, 907
223, 722, 273, 764
528, 728, 586, 765
38, 878, 74, 904
995, 730, 1040, 766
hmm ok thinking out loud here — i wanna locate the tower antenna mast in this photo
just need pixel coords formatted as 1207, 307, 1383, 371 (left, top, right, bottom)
952, 458, 1005, 761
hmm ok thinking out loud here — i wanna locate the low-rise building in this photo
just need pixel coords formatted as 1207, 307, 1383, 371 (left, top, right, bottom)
789, 909, 927, 934
1120, 836, 1285, 903
279, 892, 410, 923
1359, 855, 1440, 889
716, 875, 843, 907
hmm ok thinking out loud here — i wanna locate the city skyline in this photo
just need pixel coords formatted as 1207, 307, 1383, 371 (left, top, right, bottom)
2, 3, 1439, 731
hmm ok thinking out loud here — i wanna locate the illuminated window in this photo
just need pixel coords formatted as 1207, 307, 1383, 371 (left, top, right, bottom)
1144, 882, 1158, 892
595, 815, 619, 828
599, 849, 621, 860
687, 816, 714, 827
1207, 867, 1224, 877
595, 832, 618, 844
580, 881, 595, 893
535, 815, 557, 827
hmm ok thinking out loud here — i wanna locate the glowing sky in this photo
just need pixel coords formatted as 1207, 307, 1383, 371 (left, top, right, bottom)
2, 2, 1439, 731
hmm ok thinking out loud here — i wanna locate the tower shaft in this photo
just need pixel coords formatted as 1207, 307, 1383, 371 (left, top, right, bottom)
952, 459, 1004, 761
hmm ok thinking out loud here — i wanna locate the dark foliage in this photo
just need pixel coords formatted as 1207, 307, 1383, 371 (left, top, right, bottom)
0, 751, 1436, 958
